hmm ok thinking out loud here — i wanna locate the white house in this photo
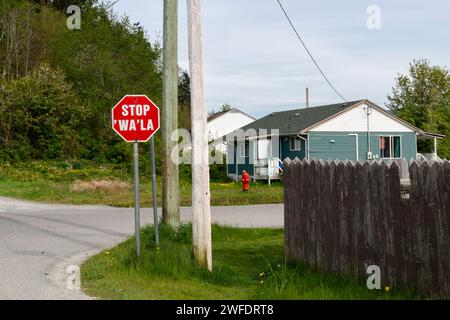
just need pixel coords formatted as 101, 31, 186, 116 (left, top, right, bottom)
207, 108, 256, 154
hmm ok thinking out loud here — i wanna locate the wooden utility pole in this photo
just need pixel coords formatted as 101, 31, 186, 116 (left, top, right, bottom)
187, 0, 212, 271
162, 0, 180, 229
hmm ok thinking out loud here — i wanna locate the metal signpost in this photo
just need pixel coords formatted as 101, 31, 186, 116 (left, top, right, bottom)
150, 136, 159, 245
112, 95, 160, 256
133, 141, 141, 256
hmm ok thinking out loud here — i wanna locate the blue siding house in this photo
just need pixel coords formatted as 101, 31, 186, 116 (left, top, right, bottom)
226, 100, 443, 181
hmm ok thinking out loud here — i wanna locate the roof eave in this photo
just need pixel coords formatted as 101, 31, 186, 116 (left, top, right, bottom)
207, 108, 256, 123
418, 131, 446, 139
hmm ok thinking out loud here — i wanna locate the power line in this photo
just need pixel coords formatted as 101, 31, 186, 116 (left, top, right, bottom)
105, 0, 120, 10
275, 0, 347, 102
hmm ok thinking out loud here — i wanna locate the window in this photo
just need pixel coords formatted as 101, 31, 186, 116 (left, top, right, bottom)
379, 136, 401, 159
290, 137, 301, 151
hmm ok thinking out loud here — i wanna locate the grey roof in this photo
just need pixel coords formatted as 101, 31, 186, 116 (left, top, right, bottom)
239, 100, 365, 136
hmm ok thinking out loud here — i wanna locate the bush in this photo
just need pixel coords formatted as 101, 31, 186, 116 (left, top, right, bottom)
0, 64, 85, 161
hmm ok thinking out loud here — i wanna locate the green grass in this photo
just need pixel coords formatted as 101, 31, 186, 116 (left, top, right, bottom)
81, 224, 423, 300
0, 161, 283, 207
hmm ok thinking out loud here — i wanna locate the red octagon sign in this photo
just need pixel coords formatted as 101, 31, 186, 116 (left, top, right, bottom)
112, 95, 160, 143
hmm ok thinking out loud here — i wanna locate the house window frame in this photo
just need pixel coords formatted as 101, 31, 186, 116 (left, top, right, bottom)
289, 136, 301, 151
379, 135, 402, 159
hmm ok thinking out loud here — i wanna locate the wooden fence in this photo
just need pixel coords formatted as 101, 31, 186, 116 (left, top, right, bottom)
283, 159, 450, 297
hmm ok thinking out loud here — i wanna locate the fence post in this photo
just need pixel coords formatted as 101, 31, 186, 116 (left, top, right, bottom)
283, 158, 292, 261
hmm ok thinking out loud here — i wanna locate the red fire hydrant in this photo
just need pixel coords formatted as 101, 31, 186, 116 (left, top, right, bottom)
242, 170, 250, 192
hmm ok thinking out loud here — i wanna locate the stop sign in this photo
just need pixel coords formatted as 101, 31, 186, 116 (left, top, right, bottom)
112, 95, 160, 142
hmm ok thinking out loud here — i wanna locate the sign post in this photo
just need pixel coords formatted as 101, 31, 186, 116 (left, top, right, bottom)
133, 140, 141, 256
150, 136, 159, 245
112, 95, 160, 256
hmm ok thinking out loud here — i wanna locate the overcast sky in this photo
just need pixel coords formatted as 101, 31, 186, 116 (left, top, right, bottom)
113, 0, 449, 118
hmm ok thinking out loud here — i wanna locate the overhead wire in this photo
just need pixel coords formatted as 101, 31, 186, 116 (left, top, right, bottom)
275, 0, 347, 102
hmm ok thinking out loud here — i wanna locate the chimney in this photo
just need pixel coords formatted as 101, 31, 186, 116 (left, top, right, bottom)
306, 87, 310, 108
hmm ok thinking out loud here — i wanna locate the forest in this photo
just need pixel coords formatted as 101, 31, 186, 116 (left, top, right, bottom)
0, 0, 191, 170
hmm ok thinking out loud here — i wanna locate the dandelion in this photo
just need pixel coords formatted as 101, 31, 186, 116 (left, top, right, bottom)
259, 280, 264, 285
259, 272, 265, 277
385, 286, 390, 292
105, 251, 110, 255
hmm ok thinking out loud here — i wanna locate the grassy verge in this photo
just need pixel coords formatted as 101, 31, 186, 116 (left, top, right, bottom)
0, 161, 283, 207
81, 224, 422, 300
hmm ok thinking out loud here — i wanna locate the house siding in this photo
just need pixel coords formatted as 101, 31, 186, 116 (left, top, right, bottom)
227, 162, 236, 175
308, 131, 417, 161
280, 136, 306, 160
227, 140, 254, 175
309, 103, 415, 133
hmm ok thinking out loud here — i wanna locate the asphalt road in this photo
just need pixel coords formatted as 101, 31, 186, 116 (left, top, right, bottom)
0, 197, 283, 300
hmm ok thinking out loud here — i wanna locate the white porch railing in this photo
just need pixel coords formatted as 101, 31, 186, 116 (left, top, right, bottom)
417, 153, 442, 161
254, 157, 283, 185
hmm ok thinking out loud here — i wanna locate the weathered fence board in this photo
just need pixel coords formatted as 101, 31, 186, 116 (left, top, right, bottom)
284, 159, 450, 297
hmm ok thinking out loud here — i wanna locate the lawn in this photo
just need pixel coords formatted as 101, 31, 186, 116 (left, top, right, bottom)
0, 161, 283, 207
81, 224, 422, 300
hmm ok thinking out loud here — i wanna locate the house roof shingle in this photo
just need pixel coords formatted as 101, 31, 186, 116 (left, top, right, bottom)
239, 100, 365, 136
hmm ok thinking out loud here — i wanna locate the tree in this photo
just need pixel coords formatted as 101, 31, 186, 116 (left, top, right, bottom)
29, 0, 95, 11
0, 64, 85, 160
219, 103, 232, 112
178, 70, 191, 129
387, 59, 450, 159
0, 1, 59, 80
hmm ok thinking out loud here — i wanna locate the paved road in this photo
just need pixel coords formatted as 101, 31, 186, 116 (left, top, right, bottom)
0, 197, 283, 300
